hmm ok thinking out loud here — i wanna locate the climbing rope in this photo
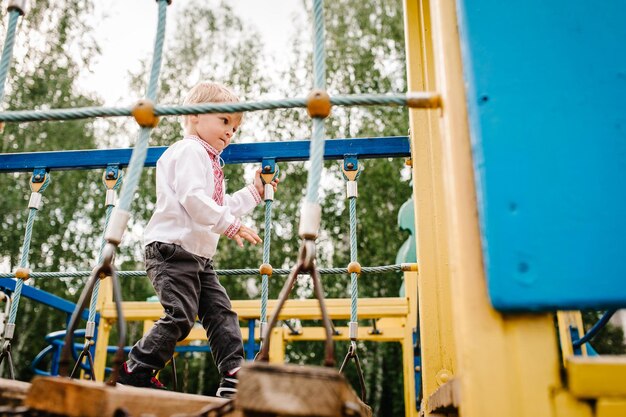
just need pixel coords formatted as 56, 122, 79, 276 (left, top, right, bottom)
59, 0, 171, 383
0, 2, 25, 104
256, 245, 335, 367
257, 0, 337, 368
0, 169, 50, 379
258, 159, 279, 342
0, 263, 413, 279
338, 155, 367, 401
0, 2, 29, 378
0, 93, 441, 123
69, 165, 124, 380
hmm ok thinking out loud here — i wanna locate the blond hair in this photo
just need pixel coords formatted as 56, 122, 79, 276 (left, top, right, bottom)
182, 81, 243, 130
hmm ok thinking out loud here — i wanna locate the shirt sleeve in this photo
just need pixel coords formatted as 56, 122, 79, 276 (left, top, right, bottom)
223, 184, 262, 217
169, 143, 239, 236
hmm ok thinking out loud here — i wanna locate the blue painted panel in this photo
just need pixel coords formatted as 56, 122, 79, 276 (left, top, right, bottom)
0, 136, 410, 172
456, 1, 626, 310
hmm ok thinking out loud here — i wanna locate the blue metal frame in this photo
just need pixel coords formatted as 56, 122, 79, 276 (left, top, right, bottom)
0, 278, 93, 322
0, 136, 410, 172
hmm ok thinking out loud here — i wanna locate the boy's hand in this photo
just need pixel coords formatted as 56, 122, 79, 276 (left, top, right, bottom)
232, 224, 262, 248
254, 168, 280, 199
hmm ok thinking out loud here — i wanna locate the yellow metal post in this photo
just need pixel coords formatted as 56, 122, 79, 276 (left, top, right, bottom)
426, 0, 567, 416
402, 271, 419, 417
268, 327, 285, 364
93, 277, 113, 381
557, 311, 588, 364
403, 0, 457, 412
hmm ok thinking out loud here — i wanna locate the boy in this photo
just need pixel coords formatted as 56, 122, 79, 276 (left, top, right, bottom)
116, 81, 278, 398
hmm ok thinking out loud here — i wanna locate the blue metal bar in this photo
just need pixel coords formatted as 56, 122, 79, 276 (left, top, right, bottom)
572, 309, 618, 348
245, 319, 260, 360
0, 278, 93, 321
0, 136, 410, 172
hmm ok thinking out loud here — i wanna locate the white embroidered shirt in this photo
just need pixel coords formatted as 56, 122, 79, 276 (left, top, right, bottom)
144, 135, 261, 258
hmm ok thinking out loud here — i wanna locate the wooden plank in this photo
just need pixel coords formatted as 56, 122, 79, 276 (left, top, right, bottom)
101, 297, 409, 321
0, 378, 29, 407
25, 377, 226, 417
237, 362, 372, 417
567, 356, 626, 398
427, 378, 459, 414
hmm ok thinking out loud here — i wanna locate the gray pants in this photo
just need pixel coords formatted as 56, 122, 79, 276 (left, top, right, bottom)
129, 242, 244, 374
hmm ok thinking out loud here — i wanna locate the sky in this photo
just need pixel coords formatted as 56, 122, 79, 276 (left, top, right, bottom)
86, 0, 304, 105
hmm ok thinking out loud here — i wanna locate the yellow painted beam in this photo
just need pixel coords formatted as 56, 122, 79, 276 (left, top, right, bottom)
93, 276, 113, 382
567, 356, 626, 398
186, 326, 250, 341
596, 398, 626, 417
551, 390, 593, 417
282, 326, 406, 342
426, 0, 567, 416
101, 297, 409, 321
403, 1, 456, 414
557, 311, 588, 363
268, 327, 285, 364
184, 325, 405, 343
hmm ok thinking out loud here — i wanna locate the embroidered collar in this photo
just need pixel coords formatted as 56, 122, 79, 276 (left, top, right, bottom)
185, 135, 222, 157
185, 135, 225, 167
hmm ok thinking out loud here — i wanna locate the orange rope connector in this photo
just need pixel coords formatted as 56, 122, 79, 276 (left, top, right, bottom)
132, 99, 159, 128
15, 267, 30, 280
401, 263, 419, 272
259, 263, 273, 277
347, 261, 362, 275
306, 89, 331, 118
406, 92, 442, 109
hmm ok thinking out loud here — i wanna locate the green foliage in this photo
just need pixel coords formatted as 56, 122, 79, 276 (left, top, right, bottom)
582, 311, 626, 355
0, 0, 105, 380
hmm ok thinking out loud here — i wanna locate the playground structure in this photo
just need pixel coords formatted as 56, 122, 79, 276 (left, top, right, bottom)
0, 1, 625, 417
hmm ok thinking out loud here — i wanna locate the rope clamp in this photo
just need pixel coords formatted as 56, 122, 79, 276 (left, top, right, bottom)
132, 99, 159, 128
260, 158, 278, 183
401, 263, 419, 272
342, 155, 362, 183
259, 321, 267, 341
3, 323, 15, 340
306, 89, 332, 118
30, 168, 47, 193
298, 201, 321, 240
86, 321, 96, 339
406, 92, 443, 109
260, 158, 279, 201
105, 208, 130, 245
28, 192, 42, 209
7, 0, 27, 15
103, 165, 120, 189
349, 322, 358, 340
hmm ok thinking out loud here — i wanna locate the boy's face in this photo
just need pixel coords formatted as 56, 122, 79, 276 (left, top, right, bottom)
190, 113, 240, 152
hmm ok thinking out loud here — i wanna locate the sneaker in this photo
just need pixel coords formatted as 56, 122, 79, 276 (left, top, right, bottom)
115, 362, 167, 390
216, 372, 238, 398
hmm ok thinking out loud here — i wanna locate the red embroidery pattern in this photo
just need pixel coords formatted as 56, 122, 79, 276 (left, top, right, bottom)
224, 218, 241, 238
247, 184, 262, 205
186, 136, 224, 205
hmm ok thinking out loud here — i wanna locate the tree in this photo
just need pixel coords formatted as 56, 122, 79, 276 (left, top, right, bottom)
0, 0, 105, 379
